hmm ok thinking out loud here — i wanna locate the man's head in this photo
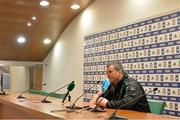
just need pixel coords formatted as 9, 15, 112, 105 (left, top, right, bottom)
106, 62, 125, 85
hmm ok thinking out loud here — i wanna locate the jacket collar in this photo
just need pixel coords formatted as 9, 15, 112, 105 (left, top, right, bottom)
116, 72, 129, 87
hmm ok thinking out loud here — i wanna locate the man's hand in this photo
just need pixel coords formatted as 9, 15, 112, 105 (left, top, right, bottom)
89, 91, 103, 107
96, 97, 108, 107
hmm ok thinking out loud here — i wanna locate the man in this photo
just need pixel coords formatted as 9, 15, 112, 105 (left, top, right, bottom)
90, 62, 150, 112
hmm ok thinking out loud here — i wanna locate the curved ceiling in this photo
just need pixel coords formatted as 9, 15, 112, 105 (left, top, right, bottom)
0, 0, 94, 61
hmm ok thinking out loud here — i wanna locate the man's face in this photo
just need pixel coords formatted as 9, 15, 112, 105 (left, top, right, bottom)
107, 65, 123, 85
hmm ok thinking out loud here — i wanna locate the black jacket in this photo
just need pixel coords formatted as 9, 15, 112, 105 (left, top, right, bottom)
103, 73, 150, 112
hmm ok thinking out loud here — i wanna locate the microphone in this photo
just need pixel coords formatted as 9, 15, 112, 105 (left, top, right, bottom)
41, 81, 74, 103
61, 81, 75, 103
67, 81, 101, 109
108, 88, 158, 120
102, 79, 110, 93
17, 83, 47, 99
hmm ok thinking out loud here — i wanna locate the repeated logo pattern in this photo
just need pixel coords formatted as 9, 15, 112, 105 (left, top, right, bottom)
83, 10, 180, 117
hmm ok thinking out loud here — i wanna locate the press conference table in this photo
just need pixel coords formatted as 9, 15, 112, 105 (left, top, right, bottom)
0, 92, 177, 119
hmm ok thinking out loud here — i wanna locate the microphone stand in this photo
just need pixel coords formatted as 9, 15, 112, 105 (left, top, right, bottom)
51, 94, 73, 113
50, 81, 76, 113
68, 81, 101, 110
108, 88, 158, 120
17, 89, 31, 99
41, 82, 72, 103
66, 93, 83, 109
17, 83, 47, 99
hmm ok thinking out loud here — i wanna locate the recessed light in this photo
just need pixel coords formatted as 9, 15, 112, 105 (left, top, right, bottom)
17, 37, 26, 43
27, 22, 31, 26
32, 16, 36, 20
43, 38, 51, 44
71, 4, 80, 9
40, 0, 49, 7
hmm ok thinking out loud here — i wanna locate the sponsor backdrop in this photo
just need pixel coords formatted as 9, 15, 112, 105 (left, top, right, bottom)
83, 10, 180, 116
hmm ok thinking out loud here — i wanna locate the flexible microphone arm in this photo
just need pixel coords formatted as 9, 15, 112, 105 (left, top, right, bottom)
17, 83, 47, 99
17, 89, 31, 99
108, 88, 158, 120
41, 81, 74, 103
70, 81, 101, 109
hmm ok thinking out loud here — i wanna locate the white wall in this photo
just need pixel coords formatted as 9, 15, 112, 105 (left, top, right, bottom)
43, 0, 180, 101
10, 66, 30, 92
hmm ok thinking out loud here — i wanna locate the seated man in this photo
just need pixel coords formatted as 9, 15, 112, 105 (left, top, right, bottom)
90, 62, 150, 112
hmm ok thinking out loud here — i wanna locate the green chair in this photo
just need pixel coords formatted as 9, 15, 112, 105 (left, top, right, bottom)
29, 90, 49, 96
39, 91, 49, 96
49, 92, 66, 99
29, 90, 65, 99
29, 90, 42, 95
148, 100, 166, 114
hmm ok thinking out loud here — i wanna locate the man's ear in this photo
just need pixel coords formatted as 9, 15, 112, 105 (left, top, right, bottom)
117, 71, 122, 76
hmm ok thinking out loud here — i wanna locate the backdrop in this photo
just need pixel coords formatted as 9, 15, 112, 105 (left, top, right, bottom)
83, 10, 179, 116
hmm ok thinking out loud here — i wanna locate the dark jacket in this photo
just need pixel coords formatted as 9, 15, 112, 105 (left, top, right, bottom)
103, 73, 150, 112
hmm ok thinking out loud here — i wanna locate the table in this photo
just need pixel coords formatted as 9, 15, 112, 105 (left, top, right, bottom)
0, 92, 177, 119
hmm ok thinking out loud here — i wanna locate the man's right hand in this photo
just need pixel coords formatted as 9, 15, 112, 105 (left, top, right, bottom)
89, 90, 102, 107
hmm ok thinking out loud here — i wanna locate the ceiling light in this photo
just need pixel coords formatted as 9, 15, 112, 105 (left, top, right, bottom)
17, 37, 26, 43
40, 0, 49, 7
32, 16, 36, 20
43, 38, 51, 44
71, 4, 80, 9
27, 22, 31, 26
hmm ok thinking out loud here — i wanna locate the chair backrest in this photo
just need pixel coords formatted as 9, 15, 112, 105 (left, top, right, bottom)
29, 90, 65, 99
49, 93, 66, 99
148, 100, 166, 114
29, 90, 42, 95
